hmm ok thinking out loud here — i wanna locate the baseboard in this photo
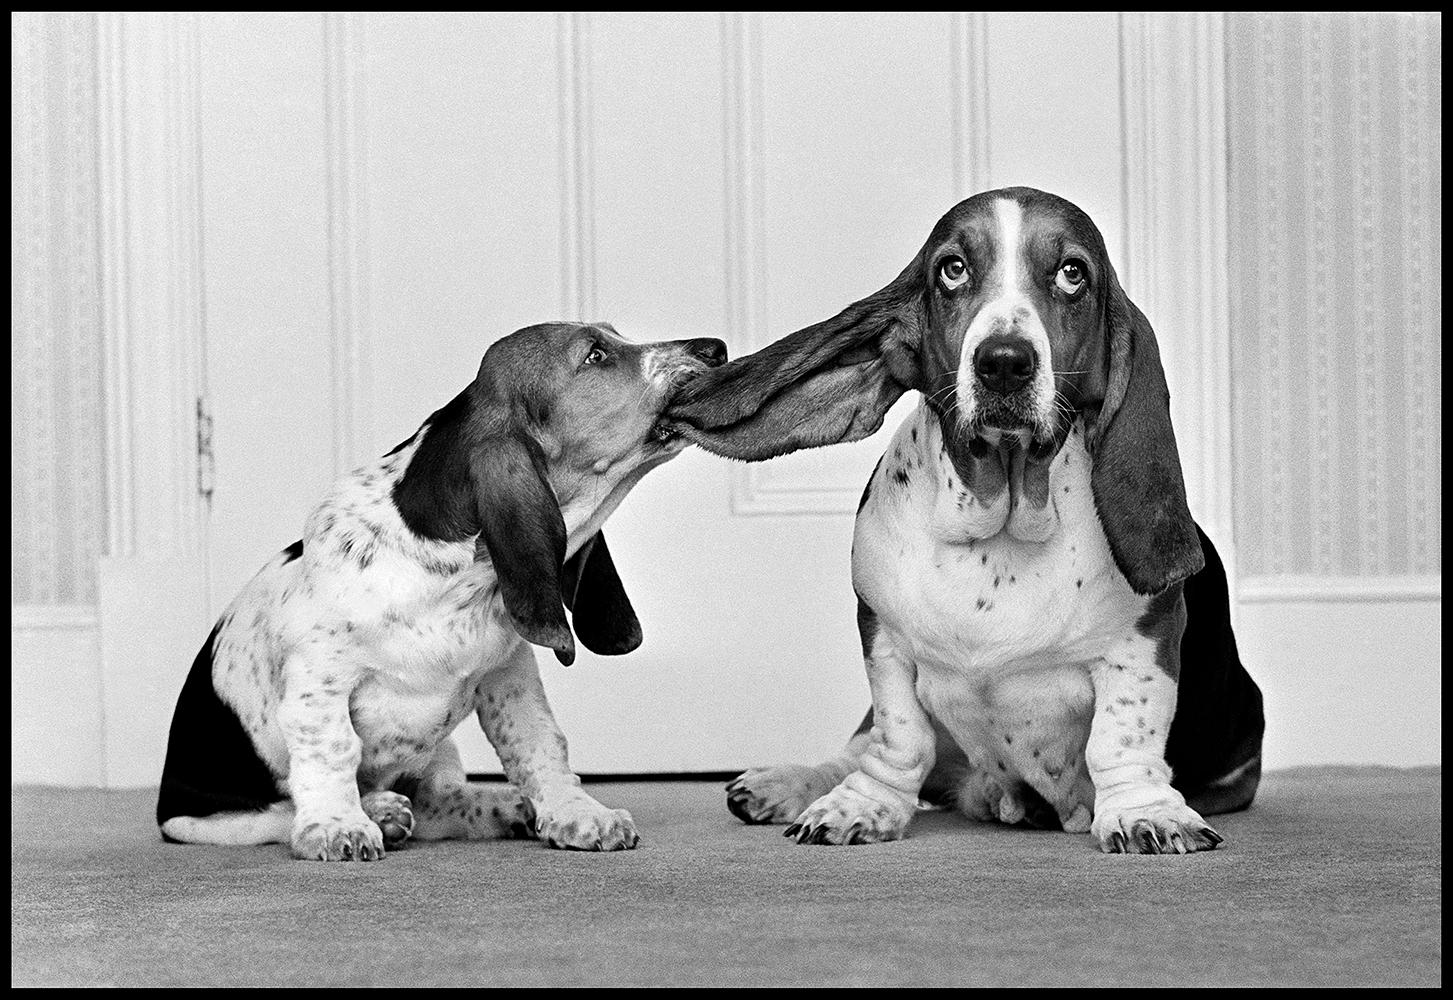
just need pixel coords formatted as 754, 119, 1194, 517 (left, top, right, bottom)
1237, 574, 1440, 603
1236, 595, 1441, 769
11, 605, 106, 786
465, 771, 745, 784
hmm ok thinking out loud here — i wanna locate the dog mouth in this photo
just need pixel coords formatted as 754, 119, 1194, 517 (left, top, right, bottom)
650, 363, 715, 444
970, 394, 1040, 435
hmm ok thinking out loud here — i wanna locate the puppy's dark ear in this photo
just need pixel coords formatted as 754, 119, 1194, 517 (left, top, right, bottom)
561, 532, 643, 656
1087, 269, 1204, 595
664, 262, 925, 460
471, 433, 575, 665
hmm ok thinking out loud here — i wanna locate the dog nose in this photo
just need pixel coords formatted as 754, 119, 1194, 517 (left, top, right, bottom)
685, 338, 728, 367
973, 335, 1035, 393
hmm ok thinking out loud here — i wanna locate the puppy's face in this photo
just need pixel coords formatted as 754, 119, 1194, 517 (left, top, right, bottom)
921, 190, 1113, 449
478, 322, 727, 478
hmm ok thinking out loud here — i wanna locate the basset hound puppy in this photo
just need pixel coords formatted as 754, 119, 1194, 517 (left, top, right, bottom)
157, 322, 726, 860
665, 187, 1264, 854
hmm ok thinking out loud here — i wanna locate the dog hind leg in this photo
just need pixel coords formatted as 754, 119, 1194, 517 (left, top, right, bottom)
398, 738, 534, 842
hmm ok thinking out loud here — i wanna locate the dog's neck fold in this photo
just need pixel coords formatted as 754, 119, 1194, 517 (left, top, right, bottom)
925, 407, 1066, 544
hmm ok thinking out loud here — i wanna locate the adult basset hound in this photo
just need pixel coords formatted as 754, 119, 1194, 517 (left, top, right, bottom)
157, 322, 726, 860
664, 187, 1264, 854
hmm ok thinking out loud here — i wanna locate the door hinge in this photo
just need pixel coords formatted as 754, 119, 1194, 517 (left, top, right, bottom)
196, 395, 215, 502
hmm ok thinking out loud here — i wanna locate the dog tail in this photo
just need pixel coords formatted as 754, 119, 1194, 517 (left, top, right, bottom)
157, 621, 289, 839
160, 803, 294, 845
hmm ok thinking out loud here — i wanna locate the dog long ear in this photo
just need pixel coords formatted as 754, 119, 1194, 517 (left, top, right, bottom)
471, 432, 576, 665
560, 531, 643, 656
1087, 269, 1204, 595
664, 264, 925, 460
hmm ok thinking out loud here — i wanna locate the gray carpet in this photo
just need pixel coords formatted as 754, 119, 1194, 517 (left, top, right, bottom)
10, 767, 1441, 987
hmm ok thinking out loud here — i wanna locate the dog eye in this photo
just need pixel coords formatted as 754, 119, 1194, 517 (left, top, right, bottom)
582, 345, 607, 366
939, 257, 969, 290
1055, 260, 1087, 295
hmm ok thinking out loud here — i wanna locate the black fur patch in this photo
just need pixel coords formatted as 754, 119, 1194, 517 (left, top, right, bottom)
855, 592, 879, 660
156, 624, 285, 830
383, 426, 423, 458
280, 539, 303, 564
392, 390, 477, 542
1135, 582, 1186, 681
1165, 524, 1267, 813
857, 455, 884, 513
560, 532, 643, 656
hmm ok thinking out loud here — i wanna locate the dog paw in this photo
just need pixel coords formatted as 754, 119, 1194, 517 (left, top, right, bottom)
291, 811, 386, 862
726, 765, 840, 825
956, 770, 1032, 825
1092, 799, 1223, 855
784, 784, 912, 846
496, 796, 537, 840
534, 794, 638, 852
360, 790, 414, 847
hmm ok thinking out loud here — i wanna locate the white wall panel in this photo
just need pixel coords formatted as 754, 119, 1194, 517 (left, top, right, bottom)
730, 11, 959, 512
199, 12, 336, 606
363, 12, 563, 455
984, 12, 1125, 269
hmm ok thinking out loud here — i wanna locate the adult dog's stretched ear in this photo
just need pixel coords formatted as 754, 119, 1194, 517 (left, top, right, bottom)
665, 263, 925, 461
471, 432, 576, 665
1086, 269, 1204, 595
561, 532, 643, 656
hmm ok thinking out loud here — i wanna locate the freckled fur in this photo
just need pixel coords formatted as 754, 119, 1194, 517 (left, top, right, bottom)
158, 324, 726, 859
692, 188, 1264, 853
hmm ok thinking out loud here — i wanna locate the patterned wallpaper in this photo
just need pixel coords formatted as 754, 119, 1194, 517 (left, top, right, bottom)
1227, 12, 1441, 578
11, 12, 108, 604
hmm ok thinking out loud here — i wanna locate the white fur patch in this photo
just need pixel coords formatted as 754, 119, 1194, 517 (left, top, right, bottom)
853, 403, 1155, 822
953, 198, 1058, 436
174, 406, 671, 854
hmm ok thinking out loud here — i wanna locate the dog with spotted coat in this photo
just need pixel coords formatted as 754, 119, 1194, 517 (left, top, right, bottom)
665, 187, 1264, 854
158, 322, 726, 860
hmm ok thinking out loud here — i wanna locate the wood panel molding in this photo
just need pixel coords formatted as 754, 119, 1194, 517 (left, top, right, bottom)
96, 12, 208, 560
1119, 12, 1236, 571
1237, 574, 1441, 604
323, 12, 373, 474
558, 12, 598, 322
724, 13, 989, 516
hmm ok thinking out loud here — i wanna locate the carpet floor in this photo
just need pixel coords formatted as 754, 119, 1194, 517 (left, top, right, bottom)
10, 767, 1441, 988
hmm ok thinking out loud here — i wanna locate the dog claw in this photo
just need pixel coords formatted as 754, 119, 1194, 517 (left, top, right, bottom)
1131, 820, 1162, 854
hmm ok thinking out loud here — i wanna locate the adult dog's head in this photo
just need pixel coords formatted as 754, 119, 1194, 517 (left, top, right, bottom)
665, 187, 1201, 595
395, 322, 727, 664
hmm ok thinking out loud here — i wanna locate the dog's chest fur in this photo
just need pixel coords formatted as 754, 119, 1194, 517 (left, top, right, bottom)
209, 428, 599, 791
852, 404, 1147, 774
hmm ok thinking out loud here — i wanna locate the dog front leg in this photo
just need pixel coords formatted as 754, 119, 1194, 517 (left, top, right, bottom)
476, 641, 637, 851
787, 619, 936, 845
276, 646, 382, 861
1086, 615, 1223, 854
